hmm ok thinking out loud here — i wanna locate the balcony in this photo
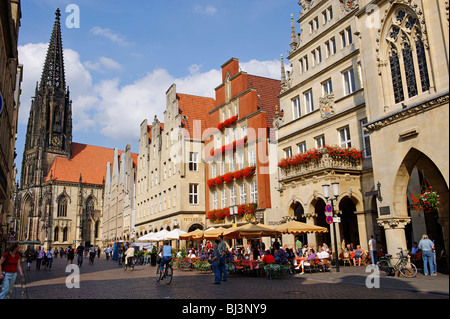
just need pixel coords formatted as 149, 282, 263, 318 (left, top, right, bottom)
278, 147, 363, 183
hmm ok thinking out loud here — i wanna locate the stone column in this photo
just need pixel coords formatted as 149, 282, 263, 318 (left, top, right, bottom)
355, 210, 369, 250
377, 217, 410, 256
304, 212, 318, 249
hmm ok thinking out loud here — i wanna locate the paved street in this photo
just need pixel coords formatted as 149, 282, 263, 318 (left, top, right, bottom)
5, 255, 448, 300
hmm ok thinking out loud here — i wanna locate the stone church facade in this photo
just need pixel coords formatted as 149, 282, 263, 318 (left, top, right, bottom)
15, 9, 128, 250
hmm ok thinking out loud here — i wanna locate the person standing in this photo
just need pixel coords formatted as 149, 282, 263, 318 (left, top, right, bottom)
210, 242, 221, 284
36, 246, 44, 270
46, 247, 54, 270
418, 234, 436, 276
0, 242, 24, 299
76, 243, 85, 267
295, 237, 302, 256
217, 235, 227, 282
368, 235, 377, 265
67, 245, 75, 265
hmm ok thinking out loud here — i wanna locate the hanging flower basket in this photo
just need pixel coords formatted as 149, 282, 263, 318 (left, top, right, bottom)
411, 186, 442, 213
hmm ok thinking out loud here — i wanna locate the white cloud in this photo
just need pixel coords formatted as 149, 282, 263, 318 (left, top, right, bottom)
19, 42, 281, 145
194, 5, 217, 16
84, 57, 122, 72
90, 26, 131, 46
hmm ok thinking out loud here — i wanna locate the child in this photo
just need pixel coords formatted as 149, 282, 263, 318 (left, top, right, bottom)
26, 250, 34, 271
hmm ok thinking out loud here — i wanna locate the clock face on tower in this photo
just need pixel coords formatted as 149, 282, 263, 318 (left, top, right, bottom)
52, 136, 61, 147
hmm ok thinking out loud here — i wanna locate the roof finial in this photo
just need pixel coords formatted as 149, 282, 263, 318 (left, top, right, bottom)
290, 14, 298, 52
55, 8, 61, 20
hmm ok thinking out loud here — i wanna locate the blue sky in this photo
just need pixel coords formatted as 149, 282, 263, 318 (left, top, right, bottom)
16, 0, 301, 179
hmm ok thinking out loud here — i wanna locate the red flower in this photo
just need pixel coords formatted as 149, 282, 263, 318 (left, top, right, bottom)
223, 172, 235, 184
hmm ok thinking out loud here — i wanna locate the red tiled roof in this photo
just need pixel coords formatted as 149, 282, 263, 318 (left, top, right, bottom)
45, 143, 137, 185
177, 93, 216, 138
247, 75, 281, 128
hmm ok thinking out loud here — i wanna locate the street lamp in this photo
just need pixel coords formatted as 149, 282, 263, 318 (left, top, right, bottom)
322, 182, 340, 272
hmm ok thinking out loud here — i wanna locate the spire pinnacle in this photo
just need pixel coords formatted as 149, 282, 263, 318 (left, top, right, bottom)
290, 14, 298, 51
39, 8, 66, 92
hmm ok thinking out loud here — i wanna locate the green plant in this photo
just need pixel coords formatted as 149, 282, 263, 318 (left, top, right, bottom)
264, 263, 291, 278
411, 186, 442, 213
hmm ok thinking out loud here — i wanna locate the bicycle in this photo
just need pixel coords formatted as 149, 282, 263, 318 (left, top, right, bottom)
156, 261, 173, 285
377, 247, 417, 278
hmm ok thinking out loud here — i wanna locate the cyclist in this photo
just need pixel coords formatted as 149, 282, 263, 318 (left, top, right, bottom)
124, 245, 135, 269
159, 241, 172, 280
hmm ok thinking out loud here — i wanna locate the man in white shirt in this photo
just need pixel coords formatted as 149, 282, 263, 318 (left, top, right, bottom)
317, 247, 330, 261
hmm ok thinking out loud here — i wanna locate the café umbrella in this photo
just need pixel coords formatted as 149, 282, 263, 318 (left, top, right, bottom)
203, 227, 228, 240
223, 223, 279, 252
274, 220, 328, 234
179, 229, 204, 241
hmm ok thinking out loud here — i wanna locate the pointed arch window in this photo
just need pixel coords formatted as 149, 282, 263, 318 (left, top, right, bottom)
54, 227, 59, 242
385, 8, 431, 104
57, 197, 67, 217
63, 227, 68, 242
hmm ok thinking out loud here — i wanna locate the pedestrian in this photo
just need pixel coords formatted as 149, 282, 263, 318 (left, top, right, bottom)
67, 245, 75, 264
0, 241, 24, 299
418, 234, 436, 276
210, 242, 221, 284
89, 245, 96, 264
76, 243, 85, 267
26, 249, 33, 271
368, 235, 377, 265
295, 237, 302, 256
36, 246, 44, 270
97, 246, 101, 258
217, 235, 227, 282
105, 246, 109, 260
46, 247, 54, 270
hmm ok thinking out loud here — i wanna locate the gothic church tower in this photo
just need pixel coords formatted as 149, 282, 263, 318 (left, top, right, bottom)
21, 8, 72, 188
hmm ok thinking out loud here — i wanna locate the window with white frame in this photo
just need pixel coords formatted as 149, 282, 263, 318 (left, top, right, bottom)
304, 89, 314, 114
322, 79, 333, 95
212, 163, 217, 178
304, 56, 309, 71
312, 50, 317, 66
168, 188, 171, 208
229, 155, 235, 172
221, 161, 226, 175
168, 159, 171, 177
238, 152, 245, 170
248, 150, 256, 167
328, 7, 333, 20
250, 181, 258, 203
164, 162, 167, 180
230, 186, 236, 206
331, 37, 336, 55
360, 119, 371, 157
338, 126, 352, 148
163, 191, 166, 210
346, 27, 353, 45
233, 128, 238, 142
314, 17, 319, 30
343, 68, 356, 95
297, 142, 307, 154
173, 155, 177, 175
212, 191, 218, 210
221, 189, 227, 208
240, 183, 247, 205
284, 147, 292, 158
189, 184, 198, 205
315, 135, 325, 149
173, 186, 177, 207
358, 62, 364, 89
159, 193, 162, 212
189, 152, 198, 171
292, 96, 301, 120
242, 125, 247, 138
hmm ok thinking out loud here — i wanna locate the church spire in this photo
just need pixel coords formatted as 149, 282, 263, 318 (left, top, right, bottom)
39, 8, 66, 92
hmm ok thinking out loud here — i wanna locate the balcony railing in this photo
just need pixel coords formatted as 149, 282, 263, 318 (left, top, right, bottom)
278, 152, 362, 182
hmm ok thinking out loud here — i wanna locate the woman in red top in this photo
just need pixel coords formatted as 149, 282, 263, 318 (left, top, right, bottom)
262, 250, 275, 264
0, 241, 24, 299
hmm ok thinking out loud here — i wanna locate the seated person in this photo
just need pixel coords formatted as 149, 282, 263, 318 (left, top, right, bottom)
262, 250, 275, 264
317, 247, 330, 261
352, 245, 363, 266
411, 242, 419, 255
299, 249, 316, 274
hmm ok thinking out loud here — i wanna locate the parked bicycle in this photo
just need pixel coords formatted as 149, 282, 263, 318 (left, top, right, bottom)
156, 262, 173, 285
377, 247, 417, 278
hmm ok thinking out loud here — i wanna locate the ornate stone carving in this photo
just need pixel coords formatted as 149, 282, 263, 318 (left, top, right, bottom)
364, 93, 449, 133
377, 217, 411, 229
339, 0, 359, 12
319, 93, 335, 119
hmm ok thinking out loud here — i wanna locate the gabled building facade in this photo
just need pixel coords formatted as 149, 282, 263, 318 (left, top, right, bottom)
135, 84, 214, 238
204, 58, 280, 237
102, 145, 137, 243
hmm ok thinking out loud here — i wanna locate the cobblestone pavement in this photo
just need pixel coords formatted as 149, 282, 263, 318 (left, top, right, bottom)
7, 256, 448, 300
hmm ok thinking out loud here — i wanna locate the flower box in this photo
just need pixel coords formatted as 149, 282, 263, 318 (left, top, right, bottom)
217, 115, 238, 131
